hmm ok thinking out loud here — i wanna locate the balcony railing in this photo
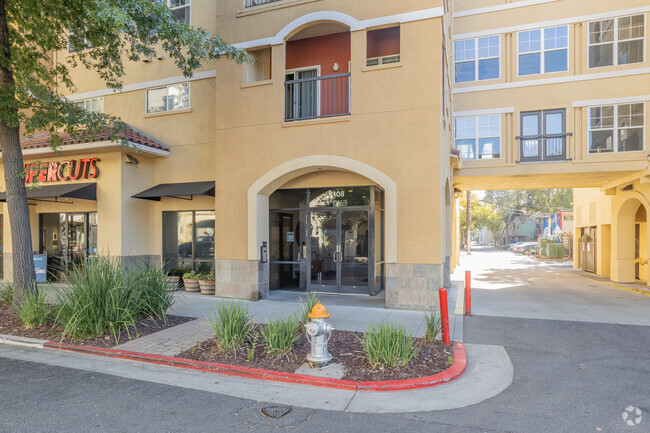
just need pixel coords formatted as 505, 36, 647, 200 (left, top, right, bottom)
284, 73, 350, 122
517, 133, 572, 162
245, 0, 281, 7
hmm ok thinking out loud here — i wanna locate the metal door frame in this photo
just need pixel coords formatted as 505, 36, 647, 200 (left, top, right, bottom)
306, 206, 374, 295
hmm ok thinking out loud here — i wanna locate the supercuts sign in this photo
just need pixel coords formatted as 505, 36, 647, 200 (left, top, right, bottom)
24, 158, 100, 183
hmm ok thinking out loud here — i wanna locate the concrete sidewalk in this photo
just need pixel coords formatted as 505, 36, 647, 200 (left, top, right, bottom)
0, 341, 513, 413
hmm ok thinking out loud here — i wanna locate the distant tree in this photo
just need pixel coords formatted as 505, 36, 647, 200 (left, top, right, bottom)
459, 193, 504, 244
0, 0, 249, 299
483, 189, 573, 217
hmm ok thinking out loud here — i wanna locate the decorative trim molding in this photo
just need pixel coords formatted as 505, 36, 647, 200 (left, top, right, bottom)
453, 67, 650, 94
233, 8, 444, 50
453, 107, 515, 117
453, 0, 561, 18
453, 5, 650, 40
572, 95, 650, 108
64, 70, 216, 102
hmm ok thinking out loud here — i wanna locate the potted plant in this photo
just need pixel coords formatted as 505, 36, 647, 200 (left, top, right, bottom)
199, 272, 215, 295
182, 271, 200, 292
166, 268, 186, 292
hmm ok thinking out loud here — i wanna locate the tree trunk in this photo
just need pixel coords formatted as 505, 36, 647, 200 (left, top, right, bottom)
0, 0, 37, 299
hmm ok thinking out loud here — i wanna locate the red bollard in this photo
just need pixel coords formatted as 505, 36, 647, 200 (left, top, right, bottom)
464, 270, 472, 317
439, 288, 450, 346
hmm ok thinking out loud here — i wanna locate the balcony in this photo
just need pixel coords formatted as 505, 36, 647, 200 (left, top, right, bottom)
244, 0, 281, 7
284, 73, 350, 122
517, 133, 572, 163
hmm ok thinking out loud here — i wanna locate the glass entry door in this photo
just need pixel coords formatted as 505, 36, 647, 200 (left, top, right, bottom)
309, 209, 369, 294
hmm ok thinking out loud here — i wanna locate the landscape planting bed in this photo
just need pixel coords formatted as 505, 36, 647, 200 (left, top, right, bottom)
0, 301, 194, 348
178, 327, 453, 382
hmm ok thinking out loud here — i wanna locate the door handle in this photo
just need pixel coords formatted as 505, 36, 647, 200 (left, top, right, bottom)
334, 251, 342, 263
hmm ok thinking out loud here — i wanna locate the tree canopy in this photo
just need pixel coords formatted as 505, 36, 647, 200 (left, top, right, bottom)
482, 189, 573, 217
459, 192, 504, 242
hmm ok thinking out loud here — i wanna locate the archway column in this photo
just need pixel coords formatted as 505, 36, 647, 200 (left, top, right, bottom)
610, 194, 649, 284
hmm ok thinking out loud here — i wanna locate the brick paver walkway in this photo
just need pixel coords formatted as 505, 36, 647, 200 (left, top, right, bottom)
115, 319, 214, 357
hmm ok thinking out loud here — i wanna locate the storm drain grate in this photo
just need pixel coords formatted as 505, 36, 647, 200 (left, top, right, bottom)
260, 406, 292, 420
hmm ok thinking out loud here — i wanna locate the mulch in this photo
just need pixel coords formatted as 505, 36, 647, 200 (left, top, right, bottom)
178, 326, 453, 382
0, 301, 194, 348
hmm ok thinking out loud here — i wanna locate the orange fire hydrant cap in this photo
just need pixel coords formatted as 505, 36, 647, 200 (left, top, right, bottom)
308, 302, 330, 319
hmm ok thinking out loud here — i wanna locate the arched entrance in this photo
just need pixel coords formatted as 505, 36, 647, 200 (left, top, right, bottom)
612, 195, 650, 284
247, 155, 397, 297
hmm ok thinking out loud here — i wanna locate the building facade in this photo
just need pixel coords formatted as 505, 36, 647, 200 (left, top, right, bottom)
0, 0, 456, 310
2, 0, 648, 305
451, 0, 650, 289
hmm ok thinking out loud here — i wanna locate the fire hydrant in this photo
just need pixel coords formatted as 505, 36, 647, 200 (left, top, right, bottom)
305, 302, 334, 366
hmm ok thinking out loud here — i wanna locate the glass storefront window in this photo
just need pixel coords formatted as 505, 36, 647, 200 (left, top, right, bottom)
40, 212, 98, 280
163, 210, 215, 272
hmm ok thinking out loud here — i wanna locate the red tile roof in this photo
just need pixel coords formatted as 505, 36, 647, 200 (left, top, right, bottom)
18, 126, 169, 152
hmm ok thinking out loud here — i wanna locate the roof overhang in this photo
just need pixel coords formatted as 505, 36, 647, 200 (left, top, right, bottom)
2, 140, 170, 159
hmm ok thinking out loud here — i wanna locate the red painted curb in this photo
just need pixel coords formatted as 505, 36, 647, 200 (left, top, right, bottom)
43, 341, 467, 392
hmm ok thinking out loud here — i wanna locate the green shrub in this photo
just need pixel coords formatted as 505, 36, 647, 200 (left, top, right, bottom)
260, 315, 301, 357
206, 301, 254, 352
0, 283, 13, 303
12, 289, 53, 329
199, 272, 215, 281
56, 256, 140, 341
182, 271, 198, 280
360, 322, 418, 369
424, 311, 443, 344
129, 264, 175, 319
298, 293, 319, 326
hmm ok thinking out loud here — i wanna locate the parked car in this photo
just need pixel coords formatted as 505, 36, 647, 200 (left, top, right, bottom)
509, 242, 525, 251
515, 242, 537, 254
522, 244, 537, 255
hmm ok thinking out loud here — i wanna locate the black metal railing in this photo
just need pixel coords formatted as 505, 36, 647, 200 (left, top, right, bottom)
516, 133, 572, 162
284, 73, 350, 122
245, 0, 281, 7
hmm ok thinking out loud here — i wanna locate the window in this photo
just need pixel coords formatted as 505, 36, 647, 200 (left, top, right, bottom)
589, 15, 644, 68
73, 97, 104, 114
454, 36, 500, 83
153, 0, 190, 24
519, 109, 567, 161
146, 83, 190, 114
366, 27, 400, 66
163, 210, 215, 273
245, 48, 272, 83
518, 26, 568, 76
589, 103, 644, 153
454, 115, 501, 159
67, 30, 93, 54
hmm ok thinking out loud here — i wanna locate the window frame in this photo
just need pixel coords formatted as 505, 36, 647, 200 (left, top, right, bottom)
454, 35, 501, 83
588, 14, 645, 69
160, 0, 191, 25
453, 114, 502, 160
145, 82, 191, 114
588, 103, 645, 154
519, 109, 567, 162
517, 25, 569, 77
73, 97, 104, 114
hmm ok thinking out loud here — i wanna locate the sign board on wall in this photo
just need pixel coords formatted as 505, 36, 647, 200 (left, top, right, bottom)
24, 158, 101, 184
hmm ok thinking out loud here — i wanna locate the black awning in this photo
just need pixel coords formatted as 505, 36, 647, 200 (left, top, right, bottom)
0, 182, 97, 202
131, 181, 215, 201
